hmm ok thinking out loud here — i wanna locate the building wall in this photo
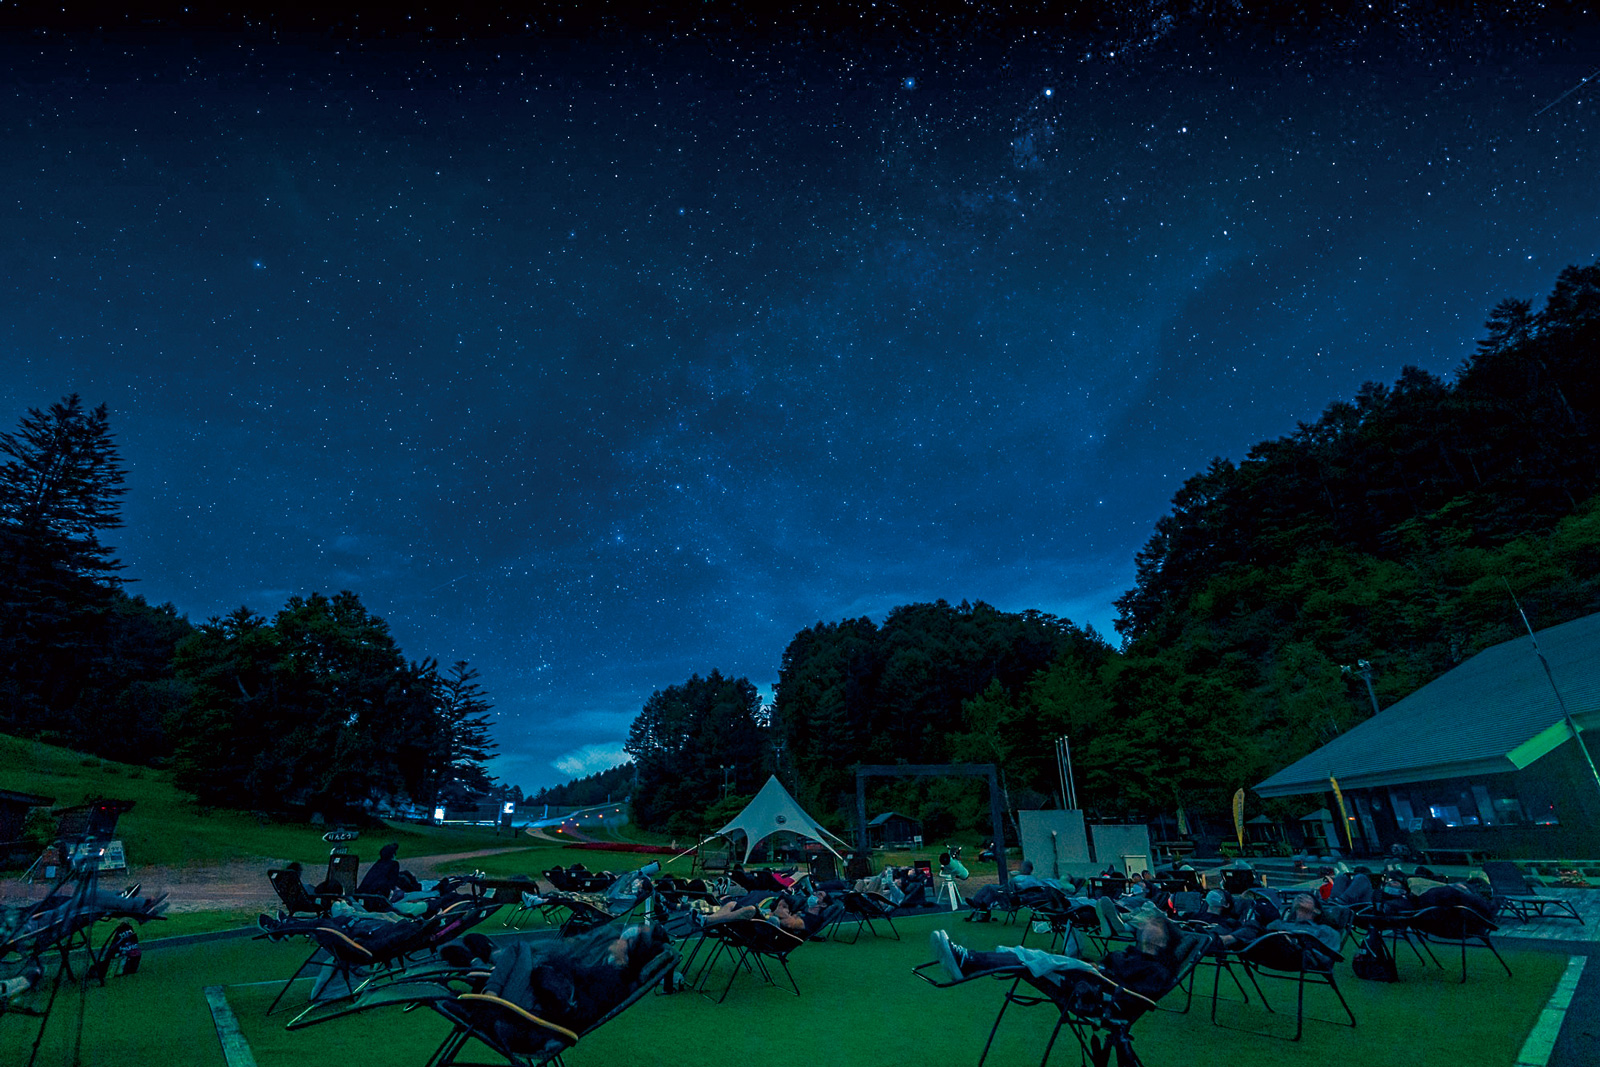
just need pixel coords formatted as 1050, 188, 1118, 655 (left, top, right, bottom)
1347, 741, 1600, 859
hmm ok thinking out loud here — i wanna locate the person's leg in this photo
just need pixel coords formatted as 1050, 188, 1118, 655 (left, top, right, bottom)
930, 929, 1021, 980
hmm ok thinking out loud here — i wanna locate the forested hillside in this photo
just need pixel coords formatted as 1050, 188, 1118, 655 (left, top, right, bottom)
751, 264, 1600, 832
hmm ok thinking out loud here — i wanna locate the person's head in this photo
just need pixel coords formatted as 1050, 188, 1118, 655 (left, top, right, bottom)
771, 896, 807, 931
609, 922, 669, 968
380, 842, 399, 861
1204, 889, 1229, 914
1291, 892, 1323, 923
1019, 860, 1035, 876
1135, 913, 1175, 958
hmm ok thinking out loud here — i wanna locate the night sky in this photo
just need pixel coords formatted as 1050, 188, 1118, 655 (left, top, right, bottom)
4, 7, 1598, 791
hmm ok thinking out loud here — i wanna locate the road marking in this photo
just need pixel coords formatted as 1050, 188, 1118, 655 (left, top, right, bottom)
1516, 955, 1587, 1067
203, 986, 258, 1067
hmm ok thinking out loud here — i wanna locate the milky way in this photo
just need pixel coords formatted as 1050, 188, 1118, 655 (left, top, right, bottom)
3, 9, 1597, 789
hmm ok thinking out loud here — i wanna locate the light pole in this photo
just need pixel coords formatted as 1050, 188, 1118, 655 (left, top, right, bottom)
720, 764, 734, 800
1342, 659, 1382, 717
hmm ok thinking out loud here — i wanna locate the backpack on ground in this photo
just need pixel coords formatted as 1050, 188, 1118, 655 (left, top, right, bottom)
1350, 928, 1396, 982
90, 921, 142, 982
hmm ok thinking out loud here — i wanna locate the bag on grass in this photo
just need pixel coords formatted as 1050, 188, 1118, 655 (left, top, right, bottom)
1351, 929, 1395, 982
91, 921, 141, 980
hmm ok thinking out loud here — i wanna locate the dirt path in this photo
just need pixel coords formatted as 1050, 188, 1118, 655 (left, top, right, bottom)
0, 846, 542, 914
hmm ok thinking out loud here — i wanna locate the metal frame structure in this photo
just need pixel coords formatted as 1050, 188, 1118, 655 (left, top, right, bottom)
854, 763, 1010, 885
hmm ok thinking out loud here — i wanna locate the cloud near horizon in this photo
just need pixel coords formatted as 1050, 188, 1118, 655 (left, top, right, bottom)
552, 743, 633, 779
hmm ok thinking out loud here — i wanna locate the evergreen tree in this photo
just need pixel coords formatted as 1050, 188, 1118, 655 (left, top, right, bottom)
0, 395, 131, 740
429, 660, 498, 803
625, 670, 766, 834
0, 394, 125, 581
169, 592, 437, 814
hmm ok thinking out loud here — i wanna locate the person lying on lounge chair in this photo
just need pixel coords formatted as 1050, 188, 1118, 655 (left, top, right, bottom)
1264, 892, 1342, 953
515, 860, 657, 922
456, 921, 674, 1035
8, 886, 168, 949
701, 892, 810, 933
930, 910, 1183, 1003
1184, 890, 1266, 949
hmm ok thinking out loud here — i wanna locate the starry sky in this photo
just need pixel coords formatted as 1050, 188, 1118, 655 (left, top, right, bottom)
3, 6, 1598, 791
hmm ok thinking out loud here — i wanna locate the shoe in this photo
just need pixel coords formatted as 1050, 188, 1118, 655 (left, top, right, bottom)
929, 929, 968, 982
257, 913, 281, 937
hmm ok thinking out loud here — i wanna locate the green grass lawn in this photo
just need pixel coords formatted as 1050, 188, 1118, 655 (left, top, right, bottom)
0, 733, 519, 870
3, 911, 1566, 1066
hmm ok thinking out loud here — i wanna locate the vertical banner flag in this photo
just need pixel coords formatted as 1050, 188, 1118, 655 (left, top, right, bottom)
1329, 775, 1355, 850
1232, 788, 1246, 848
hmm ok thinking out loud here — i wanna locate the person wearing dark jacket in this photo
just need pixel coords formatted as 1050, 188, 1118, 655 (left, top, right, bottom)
357, 842, 404, 897
481, 921, 672, 1039
930, 912, 1183, 1003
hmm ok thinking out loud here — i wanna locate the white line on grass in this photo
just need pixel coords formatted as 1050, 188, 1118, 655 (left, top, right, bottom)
1515, 955, 1587, 1067
203, 985, 259, 1067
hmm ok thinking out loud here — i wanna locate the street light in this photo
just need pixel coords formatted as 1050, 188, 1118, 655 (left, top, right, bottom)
1342, 659, 1382, 717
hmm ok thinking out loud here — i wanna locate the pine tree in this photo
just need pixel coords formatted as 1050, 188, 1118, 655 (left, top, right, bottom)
0, 395, 128, 735
0, 394, 126, 581
432, 661, 498, 803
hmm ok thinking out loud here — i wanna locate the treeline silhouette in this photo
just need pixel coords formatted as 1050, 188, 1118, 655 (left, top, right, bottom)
623, 263, 1600, 834
0, 397, 498, 816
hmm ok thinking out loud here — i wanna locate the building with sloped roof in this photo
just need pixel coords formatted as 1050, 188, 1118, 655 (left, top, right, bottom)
1255, 611, 1600, 859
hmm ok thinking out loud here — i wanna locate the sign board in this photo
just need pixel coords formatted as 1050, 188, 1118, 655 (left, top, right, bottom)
68, 839, 127, 871
433, 806, 446, 823
322, 829, 360, 843
502, 801, 515, 815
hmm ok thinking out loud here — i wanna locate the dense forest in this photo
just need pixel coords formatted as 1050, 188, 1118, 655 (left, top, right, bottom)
623, 263, 1600, 837
0, 396, 498, 816
526, 763, 634, 809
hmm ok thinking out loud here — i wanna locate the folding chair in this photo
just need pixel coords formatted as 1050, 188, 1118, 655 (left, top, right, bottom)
325, 853, 361, 895
1349, 904, 1429, 967
1165, 921, 1261, 1021
1016, 886, 1082, 955
1234, 930, 1356, 1041
913, 934, 1202, 1067
828, 890, 904, 943
693, 919, 805, 1003
432, 951, 678, 1066
290, 949, 678, 1067
1084, 897, 1139, 956
1483, 861, 1584, 925
262, 913, 446, 1020
268, 869, 390, 918
268, 869, 342, 918
1407, 905, 1512, 982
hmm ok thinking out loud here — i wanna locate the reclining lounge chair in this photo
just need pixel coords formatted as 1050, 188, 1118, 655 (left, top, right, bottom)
913, 929, 1209, 1067
1483, 861, 1583, 926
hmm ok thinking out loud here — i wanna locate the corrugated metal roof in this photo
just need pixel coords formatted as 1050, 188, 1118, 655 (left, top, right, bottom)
1256, 612, 1600, 797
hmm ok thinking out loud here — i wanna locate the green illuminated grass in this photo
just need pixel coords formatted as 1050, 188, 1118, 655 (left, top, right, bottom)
3, 911, 1564, 1067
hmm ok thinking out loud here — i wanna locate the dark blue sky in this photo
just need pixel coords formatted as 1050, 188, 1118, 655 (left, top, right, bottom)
3, 8, 1597, 790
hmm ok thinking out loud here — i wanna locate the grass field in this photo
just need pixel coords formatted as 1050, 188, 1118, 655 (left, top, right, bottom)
3, 909, 1566, 1067
0, 734, 523, 869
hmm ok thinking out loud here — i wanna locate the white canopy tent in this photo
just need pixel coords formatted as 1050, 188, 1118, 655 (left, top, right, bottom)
676, 775, 852, 864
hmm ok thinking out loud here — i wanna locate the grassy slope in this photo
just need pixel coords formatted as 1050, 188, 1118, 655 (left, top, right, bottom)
0, 733, 519, 869
3, 911, 1567, 1067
